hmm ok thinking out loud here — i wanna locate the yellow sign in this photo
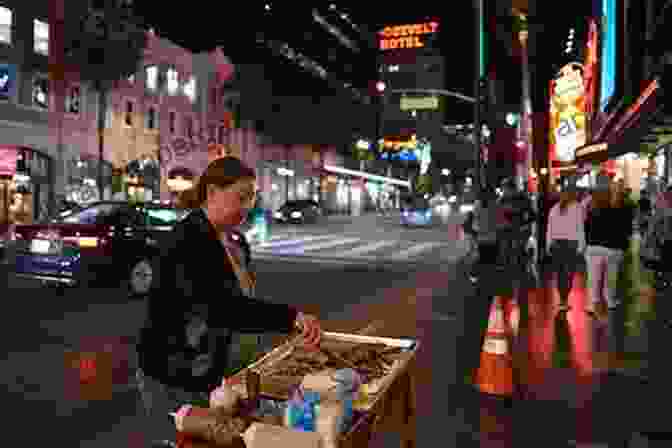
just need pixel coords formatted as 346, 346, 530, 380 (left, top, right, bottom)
378, 22, 439, 51
550, 62, 587, 163
400, 96, 439, 110
575, 143, 608, 158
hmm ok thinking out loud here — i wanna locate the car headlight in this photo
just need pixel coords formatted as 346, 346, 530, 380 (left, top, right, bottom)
274, 212, 283, 219
290, 211, 302, 218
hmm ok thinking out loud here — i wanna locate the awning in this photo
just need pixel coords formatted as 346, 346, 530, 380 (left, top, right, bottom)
575, 79, 661, 164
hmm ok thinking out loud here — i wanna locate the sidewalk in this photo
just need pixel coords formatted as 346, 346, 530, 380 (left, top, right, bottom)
455, 236, 668, 446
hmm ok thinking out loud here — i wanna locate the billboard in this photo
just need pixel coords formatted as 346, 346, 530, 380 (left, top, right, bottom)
599, 0, 618, 112
550, 63, 587, 163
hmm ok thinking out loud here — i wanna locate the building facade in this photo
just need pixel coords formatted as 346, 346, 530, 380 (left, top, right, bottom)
0, 0, 63, 225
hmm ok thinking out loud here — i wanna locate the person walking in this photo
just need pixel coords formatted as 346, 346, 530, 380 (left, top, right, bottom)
546, 185, 585, 311
136, 157, 322, 445
584, 178, 635, 319
471, 187, 505, 275
498, 178, 536, 266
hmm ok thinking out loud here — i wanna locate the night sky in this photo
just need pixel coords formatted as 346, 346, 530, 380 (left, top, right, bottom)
134, 1, 594, 119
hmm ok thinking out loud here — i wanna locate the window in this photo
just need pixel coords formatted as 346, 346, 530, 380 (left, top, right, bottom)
124, 100, 134, 127
145, 65, 158, 90
32, 75, 49, 110
96, 92, 112, 128
33, 19, 49, 56
66, 84, 82, 115
166, 68, 179, 94
168, 111, 176, 133
183, 76, 196, 102
146, 106, 157, 130
0, 6, 12, 44
184, 116, 193, 138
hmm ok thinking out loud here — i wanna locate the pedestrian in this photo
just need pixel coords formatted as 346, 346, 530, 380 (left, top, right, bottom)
136, 157, 322, 445
584, 177, 635, 319
472, 187, 504, 273
546, 185, 585, 311
498, 178, 536, 266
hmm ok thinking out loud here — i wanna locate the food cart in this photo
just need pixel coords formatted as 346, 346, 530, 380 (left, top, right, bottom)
175, 331, 419, 448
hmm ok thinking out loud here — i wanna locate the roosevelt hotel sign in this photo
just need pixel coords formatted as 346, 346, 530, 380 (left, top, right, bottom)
378, 22, 439, 50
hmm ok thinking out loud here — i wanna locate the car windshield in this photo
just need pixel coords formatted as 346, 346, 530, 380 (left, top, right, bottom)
59, 203, 121, 224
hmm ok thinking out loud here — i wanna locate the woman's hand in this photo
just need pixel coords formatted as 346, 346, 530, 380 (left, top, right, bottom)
295, 312, 322, 350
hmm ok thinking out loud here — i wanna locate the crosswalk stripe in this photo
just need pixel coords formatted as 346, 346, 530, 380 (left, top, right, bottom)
254, 235, 332, 250
329, 240, 399, 258
300, 237, 361, 252
390, 241, 443, 260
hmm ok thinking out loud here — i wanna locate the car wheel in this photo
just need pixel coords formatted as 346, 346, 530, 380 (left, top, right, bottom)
129, 258, 153, 297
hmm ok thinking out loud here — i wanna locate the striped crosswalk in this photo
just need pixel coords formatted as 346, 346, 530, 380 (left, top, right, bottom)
252, 232, 467, 265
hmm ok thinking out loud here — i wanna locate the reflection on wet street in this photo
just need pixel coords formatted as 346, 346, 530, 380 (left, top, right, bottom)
467, 267, 665, 447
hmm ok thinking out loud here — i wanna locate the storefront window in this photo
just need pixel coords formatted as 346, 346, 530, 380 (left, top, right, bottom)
0, 6, 12, 45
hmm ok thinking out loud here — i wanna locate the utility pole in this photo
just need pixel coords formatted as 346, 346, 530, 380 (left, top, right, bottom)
474, 0, 484, 198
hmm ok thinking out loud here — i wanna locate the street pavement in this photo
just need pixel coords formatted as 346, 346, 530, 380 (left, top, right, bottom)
0, 210, 473, 448
3, 211, 665, 447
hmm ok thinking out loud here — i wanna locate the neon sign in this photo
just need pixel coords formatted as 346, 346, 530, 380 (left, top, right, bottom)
378, 22, 439, 50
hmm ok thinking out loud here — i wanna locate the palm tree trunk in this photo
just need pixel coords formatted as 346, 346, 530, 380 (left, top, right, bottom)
97, 83, 107, 201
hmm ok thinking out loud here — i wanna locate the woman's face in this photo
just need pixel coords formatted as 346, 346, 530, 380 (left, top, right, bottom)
206, 177, 256, 228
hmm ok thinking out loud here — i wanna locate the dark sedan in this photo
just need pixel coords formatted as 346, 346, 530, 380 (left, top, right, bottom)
4, 201, 184, 296
272, 200, 322, 224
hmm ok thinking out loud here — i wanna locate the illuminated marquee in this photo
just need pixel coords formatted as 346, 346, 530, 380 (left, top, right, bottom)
378, 22, 439, 50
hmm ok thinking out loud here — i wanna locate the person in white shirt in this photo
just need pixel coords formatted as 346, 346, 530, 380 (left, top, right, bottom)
546, 185, 586, 311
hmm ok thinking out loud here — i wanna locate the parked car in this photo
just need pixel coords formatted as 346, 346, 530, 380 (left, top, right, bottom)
401, 197, 433, 227
4, 201, 185, 296
273, 200, 322, 224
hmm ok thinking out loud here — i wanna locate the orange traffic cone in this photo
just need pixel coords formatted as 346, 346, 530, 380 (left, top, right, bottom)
474, 296, 514, 397
503, 297, 520, 337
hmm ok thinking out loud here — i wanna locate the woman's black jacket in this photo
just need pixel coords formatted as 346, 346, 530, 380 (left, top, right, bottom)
137, 209, 297, 392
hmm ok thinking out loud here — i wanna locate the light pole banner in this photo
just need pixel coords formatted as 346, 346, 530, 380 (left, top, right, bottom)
550, 63, 587, 163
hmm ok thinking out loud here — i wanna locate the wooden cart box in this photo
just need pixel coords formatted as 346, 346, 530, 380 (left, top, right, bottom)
176, 332, 418, 448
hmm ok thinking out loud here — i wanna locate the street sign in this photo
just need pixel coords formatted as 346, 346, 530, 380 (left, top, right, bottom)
400, 96, 439, 111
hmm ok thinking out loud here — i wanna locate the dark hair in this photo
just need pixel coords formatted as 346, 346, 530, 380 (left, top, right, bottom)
194, 157, 256, 206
